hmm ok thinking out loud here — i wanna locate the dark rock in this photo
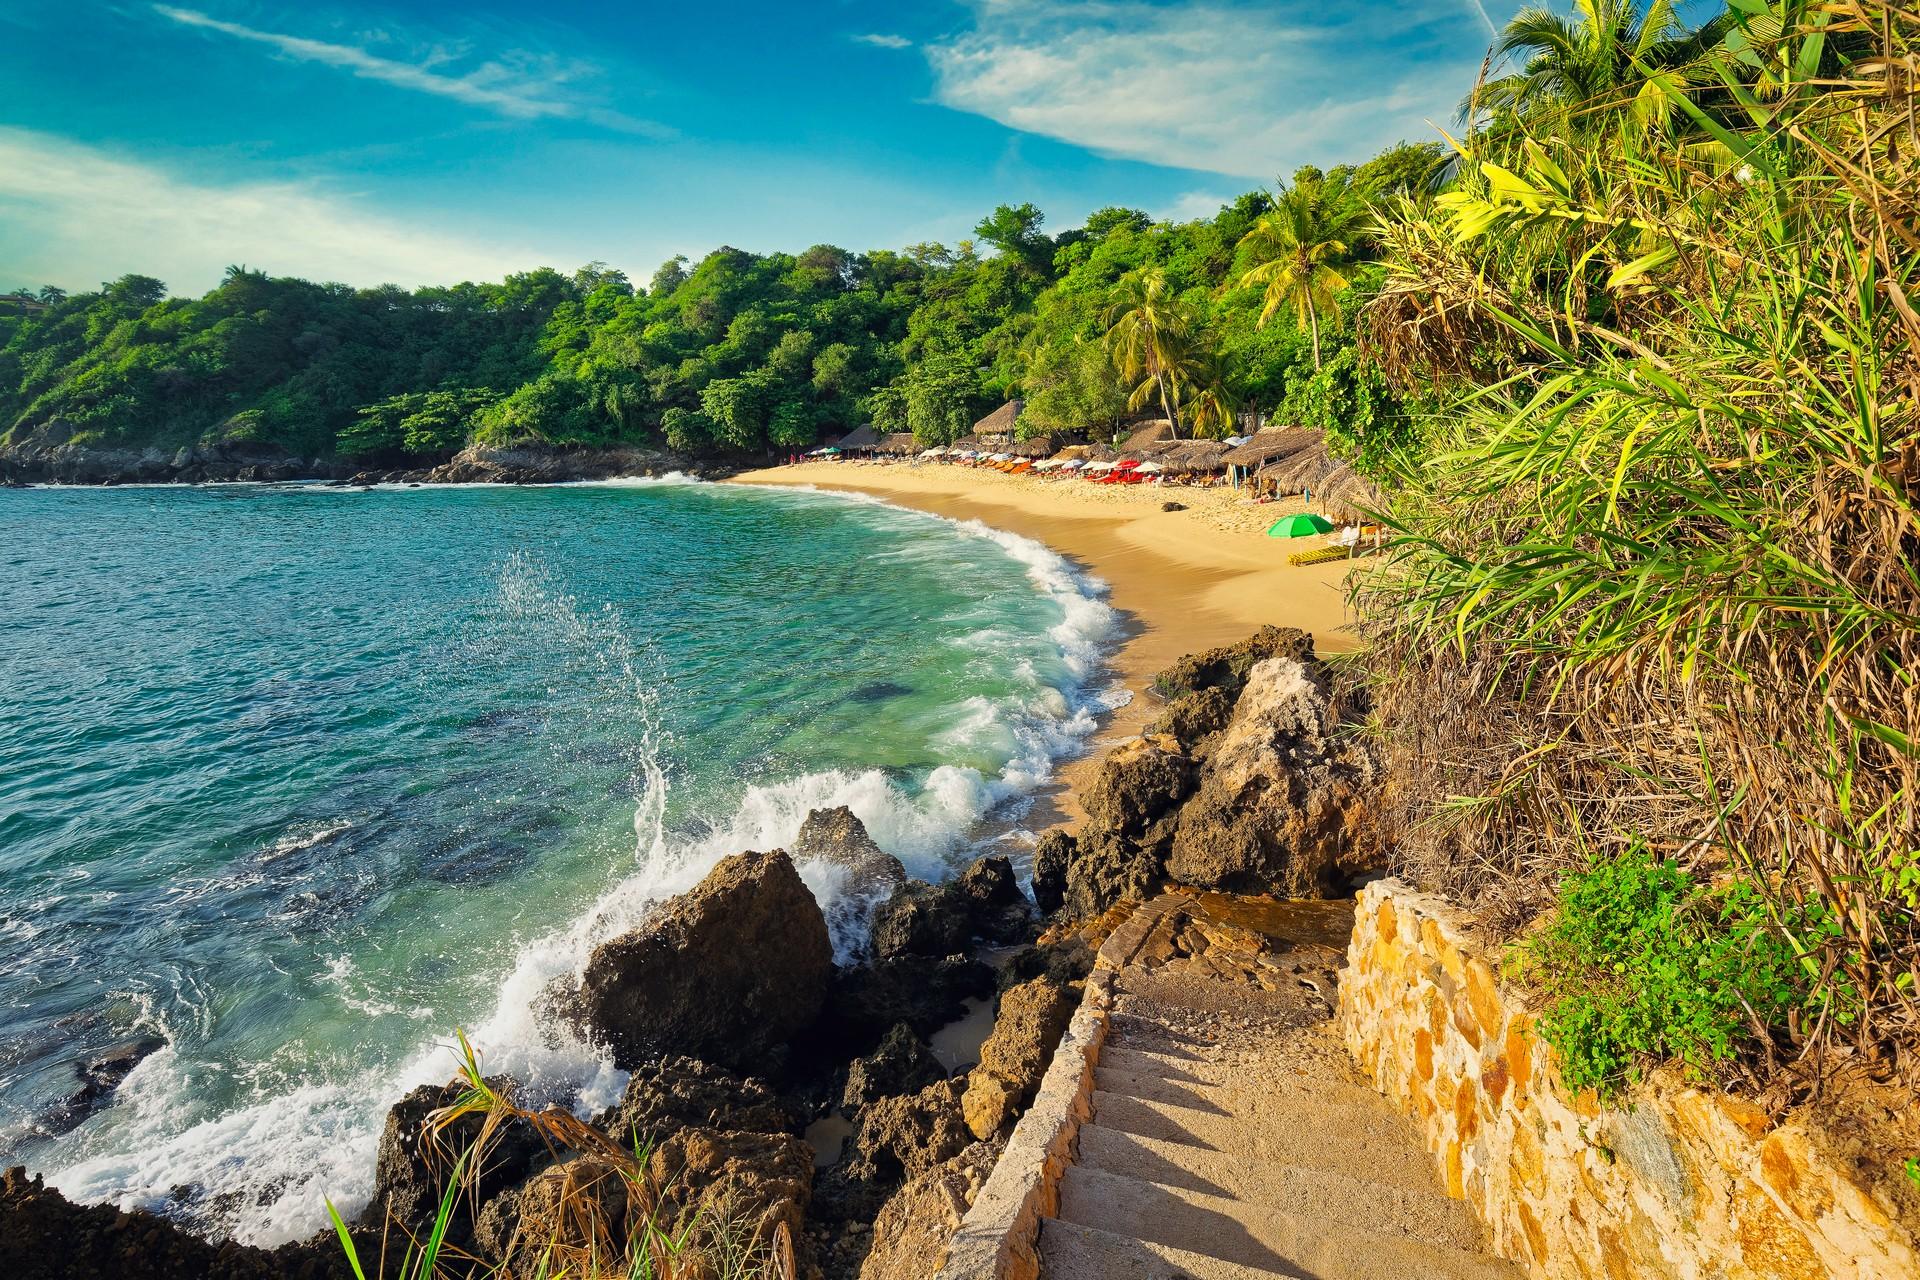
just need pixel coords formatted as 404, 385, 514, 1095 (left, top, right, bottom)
1161, 500, 1186, 511
0, 1165, 357, 1280
954, 855, 1032, 943
567, 850, 832, 1074
598, 1056, 803, 1147
1081, 735, 1196, 838
999, 937, 1095, 992
1030, 830, 1074, 917
792, 807, 905, 895
363, 1076, 546, 1236
845, 1079, 970, 1184
1145, 685, 1236, 754
471, 1158, 631, 1278
870, 882, 972, 959
825, 956, 994, 1043
849, 681, 912, 703
840, 1024, 945, 1112
34, 1036, 166, 1138
856, 1140, 1001, 1280
646, 1127, 815, 1264
1152, 625, 1316, 702
1166, 654, 1383, 897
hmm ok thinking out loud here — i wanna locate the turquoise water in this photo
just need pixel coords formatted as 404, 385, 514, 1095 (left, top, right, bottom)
0, 477, 1118, 1243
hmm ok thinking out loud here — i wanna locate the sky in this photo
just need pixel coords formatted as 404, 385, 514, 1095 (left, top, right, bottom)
0, 0, 1525, 296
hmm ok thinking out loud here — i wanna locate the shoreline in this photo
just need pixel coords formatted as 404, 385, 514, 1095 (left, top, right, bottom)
731, 460, 1366, 825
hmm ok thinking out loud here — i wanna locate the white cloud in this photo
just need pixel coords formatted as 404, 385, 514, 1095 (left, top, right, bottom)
925, 0, 1480, 179
852, 33, 912, 50
0, 126, 551, 294
152, 5, 672, 137
1156, 190, 1236, 223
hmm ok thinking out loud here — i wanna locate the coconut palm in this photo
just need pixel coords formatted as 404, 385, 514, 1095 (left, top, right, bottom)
1465, 0, 1720, 134
1103, 267, 1193, 437
1178, 348, 1239, 440
1235, 174, 1369, 370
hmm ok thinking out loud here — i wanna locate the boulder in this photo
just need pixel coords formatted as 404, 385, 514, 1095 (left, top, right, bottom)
846, 1079, 971, 1184
855, 1141, 1002, 1280
598, 1056, 802, 1147
1081, 734, 1196, 839
869, 881, 972, 959
646, 1127, 814, 1263
472, 1158, 631, 1278
954, 855, 1031, 943
1166, 655, 1383, 897
791, 807, 906, 896
961, 978, 1077, 1139
1033, 824, 1170, 923
33, 1036, 166, 1138
362, 1077, 546, 1236
1029, 830, 1074, 917
840, 1024, 945, 1113
568, 851, 832, 1074
825, 955, 994, 1043
1145, 684, 1236, 754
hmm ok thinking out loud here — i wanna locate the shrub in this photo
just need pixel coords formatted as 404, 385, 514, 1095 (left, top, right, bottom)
1517, 847, 1835, 1096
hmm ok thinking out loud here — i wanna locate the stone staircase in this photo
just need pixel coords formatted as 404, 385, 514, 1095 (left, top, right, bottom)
1033, 897, 1521, 1280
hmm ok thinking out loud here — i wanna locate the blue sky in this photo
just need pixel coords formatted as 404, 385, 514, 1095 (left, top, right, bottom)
0, 0, 1521, 295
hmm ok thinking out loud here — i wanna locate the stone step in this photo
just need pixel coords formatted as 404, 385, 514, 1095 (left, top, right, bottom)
1074, 1124, 1486, 1253
1093, 1061, 1387, 1114
1037, 1217, 1305, 1280
1088, 1090, 1441, 1191
1055, 1166, 1520, 1280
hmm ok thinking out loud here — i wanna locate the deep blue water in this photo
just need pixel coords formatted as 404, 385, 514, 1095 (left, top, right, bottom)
0, 477, 1117, 1242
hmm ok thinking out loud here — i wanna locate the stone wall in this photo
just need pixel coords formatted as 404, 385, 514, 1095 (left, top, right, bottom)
1340, 879, 1919, 1280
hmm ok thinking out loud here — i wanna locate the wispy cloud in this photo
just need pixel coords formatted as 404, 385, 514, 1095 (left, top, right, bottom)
151, 5, 672, 136
925, 0, 1481, 179
0, 126, 550, 293
1156, 190, 1236, 223
852, 33, 912, 50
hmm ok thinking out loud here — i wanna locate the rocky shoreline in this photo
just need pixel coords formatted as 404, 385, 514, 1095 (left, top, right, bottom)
0, 440, 748, 487
1, 626, 1376, 1280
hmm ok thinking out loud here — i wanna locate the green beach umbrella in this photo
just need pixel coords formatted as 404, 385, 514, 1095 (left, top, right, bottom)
1266, 513, 1334, 538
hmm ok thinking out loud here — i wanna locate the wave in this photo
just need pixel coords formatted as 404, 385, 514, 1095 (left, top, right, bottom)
41, 483, 1124, 1247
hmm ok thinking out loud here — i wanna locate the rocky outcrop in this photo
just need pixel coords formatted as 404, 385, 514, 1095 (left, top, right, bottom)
647, 1127, 816, 1262
0, 1167, 354, 1280
566, 850, 833, 1074
0, 437, 353, 486
841, 1024, 946, 1113
856, 1141, 1002, 1280
472, 1158, 632, 1280
825, 955, 995, 1044
960, 979, 1077, 1140
598, 1056, 802, 1146
1165, 654, 1382, 897
792, 807, 906, 896
1038, 628, 1382, 918
362, 1077, 546, 1236
423, 443, 717, 485
31, 1036, 166, 1138
869, 855, 1034, 961
846, 1080, 973, 1185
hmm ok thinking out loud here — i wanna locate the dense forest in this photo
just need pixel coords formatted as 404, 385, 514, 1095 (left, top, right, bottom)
0, 143, 1440, 466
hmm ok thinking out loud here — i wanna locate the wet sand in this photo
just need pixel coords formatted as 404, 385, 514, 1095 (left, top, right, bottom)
732, 460, 1371, 825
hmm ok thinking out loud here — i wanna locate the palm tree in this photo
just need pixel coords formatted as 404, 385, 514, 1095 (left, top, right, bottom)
1235, 174, 1368, 370
1465, 0, 1720, 133
1178, 348, 1238, 440
1103, 267, 1192, 437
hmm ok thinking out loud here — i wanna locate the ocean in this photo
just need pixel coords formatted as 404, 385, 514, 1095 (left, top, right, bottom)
0, 475, 1119, 1244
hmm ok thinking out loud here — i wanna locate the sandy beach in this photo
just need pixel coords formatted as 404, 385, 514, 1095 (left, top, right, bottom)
733, 459, 1370, 821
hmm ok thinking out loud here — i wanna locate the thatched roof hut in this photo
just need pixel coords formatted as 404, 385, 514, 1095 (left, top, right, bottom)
1257, 436, 1385, 523
878, 432, 918, 455
1222, 427, 1318, 469
1007, 436, 1056, 458
1118, 419, 1176, 452
1156, 441, 1229, 474
835, 424, 881, 452
972, 400, 1024, 440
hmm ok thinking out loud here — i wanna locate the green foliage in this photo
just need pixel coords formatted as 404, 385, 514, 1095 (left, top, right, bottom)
1518, 848, 1826, 1095
341, 388, 499, 458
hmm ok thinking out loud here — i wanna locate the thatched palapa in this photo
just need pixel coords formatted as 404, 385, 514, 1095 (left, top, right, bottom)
878, 432, 918, 455
971, 400, 1024, 441
834, 424, 882, 452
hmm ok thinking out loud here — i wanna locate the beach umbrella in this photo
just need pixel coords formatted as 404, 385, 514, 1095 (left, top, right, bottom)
1134, 462, 1165, 474
1084, 460, 1116, 472
919, 448, 942, 458
1058, 460, 1084, 470
1114, 458, 1141, 470
1266, 513, 1335, 538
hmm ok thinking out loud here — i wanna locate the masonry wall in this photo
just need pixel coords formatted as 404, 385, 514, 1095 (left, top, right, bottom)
1340, 879, 1919, 1280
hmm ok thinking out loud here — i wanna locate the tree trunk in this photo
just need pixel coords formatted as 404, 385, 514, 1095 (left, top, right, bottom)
1156, 370, 1180, 439
1308, 304, 1323, 371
